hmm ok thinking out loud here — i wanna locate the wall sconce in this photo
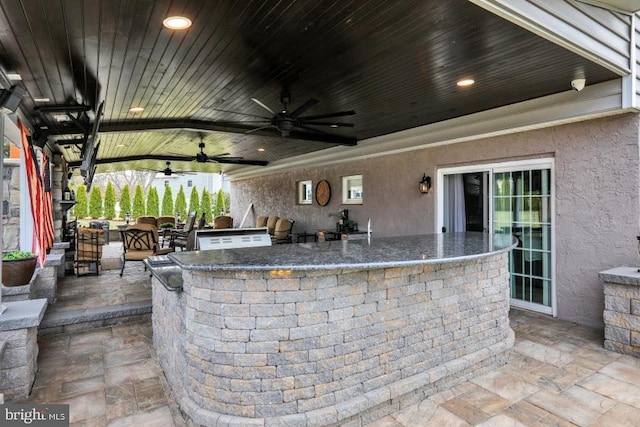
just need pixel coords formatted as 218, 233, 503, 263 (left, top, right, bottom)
419, 174, 431, 194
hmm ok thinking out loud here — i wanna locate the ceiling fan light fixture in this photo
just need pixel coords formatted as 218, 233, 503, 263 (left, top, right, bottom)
163, 16, 192, 30
457, 78, 475, 87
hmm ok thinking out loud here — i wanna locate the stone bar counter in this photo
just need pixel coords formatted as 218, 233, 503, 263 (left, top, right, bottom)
150, 232, 516, 426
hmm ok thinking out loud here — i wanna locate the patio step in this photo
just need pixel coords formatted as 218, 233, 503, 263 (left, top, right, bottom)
38, 300, 152, 335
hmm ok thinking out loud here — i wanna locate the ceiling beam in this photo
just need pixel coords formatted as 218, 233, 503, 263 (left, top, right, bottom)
44, 118, 358, 146
66, 154, 269, 167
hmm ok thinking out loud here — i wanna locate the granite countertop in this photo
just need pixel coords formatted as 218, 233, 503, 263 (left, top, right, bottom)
168, 232, 517, 272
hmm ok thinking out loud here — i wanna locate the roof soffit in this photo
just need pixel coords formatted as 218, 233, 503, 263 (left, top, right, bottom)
472, 0, 632, 74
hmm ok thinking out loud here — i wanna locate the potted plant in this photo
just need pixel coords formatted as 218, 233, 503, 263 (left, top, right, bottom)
2, 250, 37, 286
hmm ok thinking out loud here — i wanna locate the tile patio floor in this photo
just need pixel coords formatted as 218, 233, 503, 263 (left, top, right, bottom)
19, 250, 640, 426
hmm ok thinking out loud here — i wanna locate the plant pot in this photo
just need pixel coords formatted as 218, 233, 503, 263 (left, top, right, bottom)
2, 256, 37, 286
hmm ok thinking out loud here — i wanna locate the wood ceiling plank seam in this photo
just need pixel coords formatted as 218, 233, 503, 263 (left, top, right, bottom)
139, 2, 228, 122
171, 0, 330, 118
33, 1, 69, 106
141, 1, 240, 120
134, 1, 214, 121
1, 0, 51, 108
129, 2, 213, 120
99, 0, 129, 125
106, 0, 154, 121
115, 0, 172, 125
212, 1, 432, 118
152, 5, 260, 122
160, 3, 276, 118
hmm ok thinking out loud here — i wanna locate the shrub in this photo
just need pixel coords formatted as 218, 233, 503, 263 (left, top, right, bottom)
200, 188, 213, 222
104, 182, 116, 219
132, 184, 145, 218
89, 186, 103, 218
3, 250, 35, 260
162, 184, 174, 216
147, 187, 159, 217
175, 185, 187, 219
188, 186, 199, 215
75, 184, 88, 218
119, 184, 131, 218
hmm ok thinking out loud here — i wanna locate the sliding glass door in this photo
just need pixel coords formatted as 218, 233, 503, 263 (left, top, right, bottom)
438, 159, 555, 315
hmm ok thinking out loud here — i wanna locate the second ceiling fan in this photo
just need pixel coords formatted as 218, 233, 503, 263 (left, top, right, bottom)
215, 88, 356, 139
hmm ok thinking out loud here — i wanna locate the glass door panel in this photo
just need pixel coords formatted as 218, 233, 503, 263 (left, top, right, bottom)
493, 167, 552, 311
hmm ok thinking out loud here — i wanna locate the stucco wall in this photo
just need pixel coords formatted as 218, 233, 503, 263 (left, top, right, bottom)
231, 113, 640, 328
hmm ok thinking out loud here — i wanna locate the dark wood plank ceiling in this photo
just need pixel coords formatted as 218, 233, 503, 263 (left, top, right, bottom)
0, 0, 620, 173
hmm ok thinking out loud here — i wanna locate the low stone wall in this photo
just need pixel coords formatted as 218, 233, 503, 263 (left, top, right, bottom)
0, 299, 47, 401
600, 267, 640, 356
154, 252, 513, 426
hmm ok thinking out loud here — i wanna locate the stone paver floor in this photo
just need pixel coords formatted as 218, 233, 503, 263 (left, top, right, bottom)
368, 309, 640, 427
20, 277, 640, 427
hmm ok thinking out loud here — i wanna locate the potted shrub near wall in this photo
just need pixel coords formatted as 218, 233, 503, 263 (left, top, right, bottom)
2, 250, 37, 286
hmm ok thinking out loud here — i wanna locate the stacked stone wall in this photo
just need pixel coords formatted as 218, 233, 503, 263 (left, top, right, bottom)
154, 252, 514, 425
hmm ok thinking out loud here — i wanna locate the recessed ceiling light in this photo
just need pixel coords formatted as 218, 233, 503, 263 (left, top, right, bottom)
163, 16, 192, 30
6, 73, 22, 81
116, 143, 125, 147
330, 124, 339, 128
33, 97, 50, 102
457, 78, 475, 87
257, 148, 265, 152
129, 106, 145, 113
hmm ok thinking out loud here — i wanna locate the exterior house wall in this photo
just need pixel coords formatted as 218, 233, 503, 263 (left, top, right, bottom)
232, 113, 640, 328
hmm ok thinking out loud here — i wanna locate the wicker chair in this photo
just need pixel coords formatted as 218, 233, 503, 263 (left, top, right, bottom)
256, 216, 268, 228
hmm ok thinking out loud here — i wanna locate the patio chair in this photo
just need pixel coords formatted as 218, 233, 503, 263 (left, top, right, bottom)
213, 215, 233, 229
256, 216, 268, 228
135, 215, 157, 226
272, 218, 295, 244
119, 223, 173, 277
170, 211, 197, 250
266, 215, 280, 235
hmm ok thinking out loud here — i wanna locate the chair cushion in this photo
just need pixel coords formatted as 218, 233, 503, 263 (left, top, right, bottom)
266, 216, 280, 235
213, 215, 233, 229
135, 216, 157, 226
124, 250, 155, 260
273, 218, 293, 242
256, 216, 268, 228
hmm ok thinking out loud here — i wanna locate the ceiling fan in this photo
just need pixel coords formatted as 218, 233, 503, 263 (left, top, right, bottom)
172, 135, 269, 166
213, 88, 356, 138
147, 161, 195, 177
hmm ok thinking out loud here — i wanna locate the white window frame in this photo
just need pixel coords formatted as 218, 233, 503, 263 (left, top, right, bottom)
297, 180, 313, 205
342, 174, 363, 205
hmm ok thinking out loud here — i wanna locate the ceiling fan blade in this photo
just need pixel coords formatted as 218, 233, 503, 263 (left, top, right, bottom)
211, 156, 245, 161
246, 125, 274, 134
299, 121, 354, 127
296, 124, 330, 135
208, 108, 271, 120
251, 98, 276, 115
298, 110, 356, 120
290, 98, 318, 117
213, 158, 269, 166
